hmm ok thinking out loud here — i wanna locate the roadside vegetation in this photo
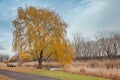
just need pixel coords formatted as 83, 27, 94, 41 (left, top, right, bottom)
0, 75, 11, 80
0, 67, 109, 80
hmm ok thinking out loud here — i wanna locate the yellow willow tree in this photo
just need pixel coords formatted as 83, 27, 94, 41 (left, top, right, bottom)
19, 52, 32, 62
13, 6, 74, 68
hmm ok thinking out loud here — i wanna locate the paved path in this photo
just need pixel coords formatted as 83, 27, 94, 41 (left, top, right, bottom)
0, 69, 58, 80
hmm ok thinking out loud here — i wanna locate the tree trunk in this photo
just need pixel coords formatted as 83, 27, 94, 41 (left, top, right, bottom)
37, 50, 43, 69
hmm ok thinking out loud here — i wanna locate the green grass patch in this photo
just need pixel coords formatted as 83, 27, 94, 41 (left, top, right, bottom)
34, 70, 109, 80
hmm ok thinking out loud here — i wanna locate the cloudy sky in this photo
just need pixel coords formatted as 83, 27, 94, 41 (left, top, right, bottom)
0, 0, 120, 55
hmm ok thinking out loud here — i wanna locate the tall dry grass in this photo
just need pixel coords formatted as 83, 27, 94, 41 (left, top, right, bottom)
73, 59, 120, 68
64, 59, 120, 80
0, 62, 6, 67
22, 61, 63, 68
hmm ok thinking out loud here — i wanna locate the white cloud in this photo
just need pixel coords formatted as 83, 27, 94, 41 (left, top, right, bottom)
64, 0, 120, 40
0, 49, 14, 56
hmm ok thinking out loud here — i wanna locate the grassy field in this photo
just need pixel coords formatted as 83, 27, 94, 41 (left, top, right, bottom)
34, 69, 109, 80
0, 67, 109, 80
21, 60, 120, 80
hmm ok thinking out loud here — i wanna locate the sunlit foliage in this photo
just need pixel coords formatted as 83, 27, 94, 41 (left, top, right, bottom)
19, 52, 32, 62
13, 6, 74, 68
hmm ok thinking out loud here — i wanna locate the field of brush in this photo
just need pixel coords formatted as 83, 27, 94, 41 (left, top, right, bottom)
22, 59, 120, 80
1, 59, 120, 80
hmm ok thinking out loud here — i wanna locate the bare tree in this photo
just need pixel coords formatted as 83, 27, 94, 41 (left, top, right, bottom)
73, 30, 120, 60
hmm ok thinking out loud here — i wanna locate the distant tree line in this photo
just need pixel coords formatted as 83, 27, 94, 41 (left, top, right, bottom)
73, 31, 120, 60
0, 54, 10, 62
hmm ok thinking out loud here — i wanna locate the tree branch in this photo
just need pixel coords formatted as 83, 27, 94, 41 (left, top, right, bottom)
42, 53, 52, 61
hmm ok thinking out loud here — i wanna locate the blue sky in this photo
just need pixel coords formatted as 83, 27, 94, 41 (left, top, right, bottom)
0, 0, 120, 55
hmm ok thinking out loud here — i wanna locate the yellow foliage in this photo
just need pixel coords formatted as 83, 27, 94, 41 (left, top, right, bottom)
19, 52, 32, 62
13, 6, 74, 65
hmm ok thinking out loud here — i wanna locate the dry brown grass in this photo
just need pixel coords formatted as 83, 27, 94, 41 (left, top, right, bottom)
0, 67, 41, 74
66, 67, 120, 80
0, 75, 11, 80
22, 61, 63, 68
0, 62, 6, 67
73, 59, 120, 68
63, 59, 120, 80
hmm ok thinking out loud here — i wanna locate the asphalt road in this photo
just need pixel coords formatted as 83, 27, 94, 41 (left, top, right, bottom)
0, 69, 58, 80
